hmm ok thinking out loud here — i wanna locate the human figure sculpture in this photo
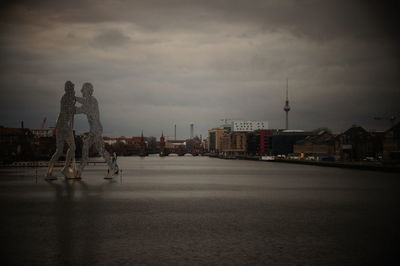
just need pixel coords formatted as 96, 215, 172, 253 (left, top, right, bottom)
45, 81, 77, 180
75, 82, 119, 178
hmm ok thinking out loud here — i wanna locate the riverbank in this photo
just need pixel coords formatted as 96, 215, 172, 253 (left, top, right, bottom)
213, 155, 400, 172
0, 160, 107, 168
269, 159, 400, 172
3, 156, 399, 172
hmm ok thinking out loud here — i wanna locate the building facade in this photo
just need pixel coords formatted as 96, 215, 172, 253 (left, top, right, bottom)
0, 127, 34, 162
268, 130, 312, 156
231, 120, 268, 132
221, 132, 247, 157
335, 125, 382, 161
382, 122, 400, 162
208, 128, 227, 153
247, 130, 276, 156
294, 128, 336, 158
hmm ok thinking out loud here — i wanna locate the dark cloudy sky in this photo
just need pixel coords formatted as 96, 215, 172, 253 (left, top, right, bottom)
0, 0, 399, 138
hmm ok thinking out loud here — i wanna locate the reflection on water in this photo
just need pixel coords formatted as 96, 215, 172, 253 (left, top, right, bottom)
47, 179, 115, 265
1, 157, 400, 265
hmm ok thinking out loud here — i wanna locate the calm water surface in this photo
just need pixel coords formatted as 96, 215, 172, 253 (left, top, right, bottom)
1, 157, 399, 265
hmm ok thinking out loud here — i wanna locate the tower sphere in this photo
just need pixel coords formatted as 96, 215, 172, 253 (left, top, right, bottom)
284, 105, 291, 112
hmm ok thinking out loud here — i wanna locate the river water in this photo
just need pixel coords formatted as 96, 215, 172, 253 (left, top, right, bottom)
1, 156, 399, 265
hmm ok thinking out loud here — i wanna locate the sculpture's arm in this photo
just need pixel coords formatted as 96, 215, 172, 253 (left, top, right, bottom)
75, 96, 85, 104
75, 106, 86, 114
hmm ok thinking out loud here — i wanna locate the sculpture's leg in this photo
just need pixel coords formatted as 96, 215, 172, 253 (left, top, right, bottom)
62, 133, 77, 178
77, 135, 93, 178
46, 137, 64, 180
95, 136, 117, 178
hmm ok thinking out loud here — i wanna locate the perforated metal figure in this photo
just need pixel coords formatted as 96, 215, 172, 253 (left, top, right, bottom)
75, 82, 118, 178
45, 81, 77, 180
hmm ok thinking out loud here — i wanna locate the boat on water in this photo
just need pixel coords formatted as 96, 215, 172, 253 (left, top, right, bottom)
261, 156, 275, 161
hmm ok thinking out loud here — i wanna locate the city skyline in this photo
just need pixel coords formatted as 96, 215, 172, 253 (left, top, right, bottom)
1, 0, 399, 139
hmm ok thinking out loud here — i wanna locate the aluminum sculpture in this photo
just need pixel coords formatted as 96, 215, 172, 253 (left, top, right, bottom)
45, 81, 77, 180
75, 82, 119, 179
46, 81, 118, 180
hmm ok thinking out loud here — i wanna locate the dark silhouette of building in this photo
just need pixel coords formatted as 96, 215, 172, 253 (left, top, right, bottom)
294, 128, 336, 158
383, 122, 400, 163
247, 130, 276, 156
269, 130, 311, 156
103, 136, 147, 156
0, 127, 34, 162
335, 125, 382, 161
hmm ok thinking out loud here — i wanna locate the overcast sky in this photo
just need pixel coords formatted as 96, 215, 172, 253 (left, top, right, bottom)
0, 0, 399, 139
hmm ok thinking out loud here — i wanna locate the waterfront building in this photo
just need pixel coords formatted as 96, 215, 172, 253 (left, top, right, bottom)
165, 140, 186, 149
0, 127, 34, 162
335, 125, 382, 161
186, 136, 201, 149
102, 136, 148, 156
230, 120, 268, 132
208, 128, 227, 153
383, 122, 400, 162
31, 128, 55, 138
202, 138, 208, 150
247, 130, 276, 156
294, 128, 336, 158
268, 130, 312, 156
103, 136, 144, 145
221, 132, 247, 157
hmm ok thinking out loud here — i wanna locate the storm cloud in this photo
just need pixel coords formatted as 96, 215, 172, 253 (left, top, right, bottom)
0, 0, 399, 138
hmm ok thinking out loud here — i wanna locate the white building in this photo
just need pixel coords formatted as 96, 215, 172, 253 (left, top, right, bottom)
31, 129, 54, 137
231, 120, 268, 132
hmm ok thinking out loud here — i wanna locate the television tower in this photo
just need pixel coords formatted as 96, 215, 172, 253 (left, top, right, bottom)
283, 79, 291, 130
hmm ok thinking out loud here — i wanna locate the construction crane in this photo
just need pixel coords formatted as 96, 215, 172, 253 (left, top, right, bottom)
41, 117, 47, 129
374, 115, 397, 127
220, 118, 241, 124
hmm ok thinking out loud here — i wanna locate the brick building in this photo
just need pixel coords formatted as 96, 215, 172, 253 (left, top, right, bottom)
221, 132, 247, 157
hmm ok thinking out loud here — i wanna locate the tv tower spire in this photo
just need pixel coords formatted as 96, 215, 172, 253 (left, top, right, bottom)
283, 78, 291, 130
